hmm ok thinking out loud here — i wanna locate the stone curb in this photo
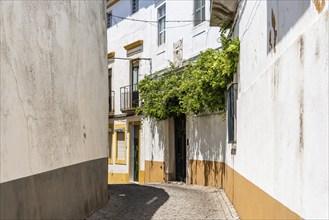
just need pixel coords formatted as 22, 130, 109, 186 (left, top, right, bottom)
215, 189, 240, 220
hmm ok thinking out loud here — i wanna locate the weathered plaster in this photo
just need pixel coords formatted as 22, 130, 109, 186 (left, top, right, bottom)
107, 0, 223, 182
0, 1, 108, 183
226, 1, 328, 218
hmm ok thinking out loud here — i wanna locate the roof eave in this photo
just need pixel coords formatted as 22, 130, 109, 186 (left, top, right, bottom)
210, 0, 238, 27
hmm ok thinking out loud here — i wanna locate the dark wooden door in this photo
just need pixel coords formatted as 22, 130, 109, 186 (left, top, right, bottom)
133, 125, 139, 182
175, 115, 186, 182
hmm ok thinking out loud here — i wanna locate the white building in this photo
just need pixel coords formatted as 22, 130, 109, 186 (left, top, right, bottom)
210, 0, 328, 219
0, 1, 108, 219
106, 0, 227, 185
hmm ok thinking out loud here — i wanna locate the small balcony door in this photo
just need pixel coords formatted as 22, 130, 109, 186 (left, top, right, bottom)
131, 60, 139, 108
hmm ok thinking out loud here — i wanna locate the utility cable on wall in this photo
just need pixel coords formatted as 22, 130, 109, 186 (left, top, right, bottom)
110, 14, 210, 23
148, 22, 191, 29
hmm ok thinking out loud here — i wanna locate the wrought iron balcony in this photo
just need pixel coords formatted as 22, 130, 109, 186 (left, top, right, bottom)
109, 91, 115, 117
120, 84, 140, 113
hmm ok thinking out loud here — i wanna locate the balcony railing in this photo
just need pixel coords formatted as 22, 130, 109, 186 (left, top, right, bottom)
120, 84, 139, 112
109, 91, 115, 116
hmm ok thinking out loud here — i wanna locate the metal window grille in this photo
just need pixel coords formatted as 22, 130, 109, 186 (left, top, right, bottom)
194, 0, 205, 26
120, 84, 139, 111
227, 83, 237, 144
131, 0, 139, 14
107, 12, 112, 28
158, 5, 166, 46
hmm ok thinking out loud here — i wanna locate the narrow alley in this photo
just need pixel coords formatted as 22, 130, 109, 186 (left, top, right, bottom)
88, 183, 239, 220
1, 0, 328, 219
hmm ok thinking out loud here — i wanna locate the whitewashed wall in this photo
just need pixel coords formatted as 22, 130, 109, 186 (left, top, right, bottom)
187, 114, 226, 162
226, 1, 328, 218
107, 0, 223, 175
0, 0, 108, 183
107, 1, 221, 112
143, 118, 168, 162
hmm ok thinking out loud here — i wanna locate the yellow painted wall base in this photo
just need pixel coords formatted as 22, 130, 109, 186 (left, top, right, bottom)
108, 173, 129, 184
145, 160, 166, 183
139, 170, 145, 184
224, 164, 302, 220
108, 171, 145, 184
189, 160, 224, 188
108, 161, 301, 219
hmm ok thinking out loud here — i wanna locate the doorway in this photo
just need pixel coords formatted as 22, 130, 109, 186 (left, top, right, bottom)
131, 60, 139, 109
129, 124, 140, 182
174, 115, 186, 182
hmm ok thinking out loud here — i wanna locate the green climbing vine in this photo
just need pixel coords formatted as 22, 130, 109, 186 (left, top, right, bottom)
136, 32, 240, 120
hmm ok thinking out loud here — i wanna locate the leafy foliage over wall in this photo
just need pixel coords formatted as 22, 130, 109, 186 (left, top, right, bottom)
136, 33, 240, 120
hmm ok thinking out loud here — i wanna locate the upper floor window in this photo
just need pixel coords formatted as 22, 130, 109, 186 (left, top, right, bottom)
131, 0, 139, 14
131, 60, 139, 85
158, 4, 166, 46
227, 83, 237, 145
194, 0, 205, 26
107, 11, 112, 28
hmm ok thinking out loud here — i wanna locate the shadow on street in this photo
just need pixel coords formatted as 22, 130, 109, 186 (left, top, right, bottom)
88, 184, 169, 220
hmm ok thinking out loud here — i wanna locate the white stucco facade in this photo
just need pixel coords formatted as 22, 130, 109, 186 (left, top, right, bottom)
0, 0, 108, 183
222, 1, 328, 218
187, 114, 226, 163
106, 0, 226, 183
0, 1, 108, 218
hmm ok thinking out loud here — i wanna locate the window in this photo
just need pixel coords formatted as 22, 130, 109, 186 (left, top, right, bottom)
158, 4, 166, 46
227, 83, 237, 144
115, 130, 126, 164
131, 60, 139, 85
131, 0, 139, 14
107, 11, 112, 28
109, 69, 114, 113
194, 0, 205, 26
108, 130, 113, 163
108, 69, 112, 93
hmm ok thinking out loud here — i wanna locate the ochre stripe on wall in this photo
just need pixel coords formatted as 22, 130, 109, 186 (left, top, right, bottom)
108, 173, 129, 184
139, 170, 145, 184
189, 160, 225, 188
144, 161, 165, 183
224, 164, 302, 220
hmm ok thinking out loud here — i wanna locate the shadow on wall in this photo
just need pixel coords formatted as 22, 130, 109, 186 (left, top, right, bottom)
267, 1, 310, 54
188, 114, 226, 187
88, 184, 169, 220
149, 118, 167, 160
109, 0, 156, 27
146, 119, 167, 182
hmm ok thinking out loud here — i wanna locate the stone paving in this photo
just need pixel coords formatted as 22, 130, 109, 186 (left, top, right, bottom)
87, 182, 239, 220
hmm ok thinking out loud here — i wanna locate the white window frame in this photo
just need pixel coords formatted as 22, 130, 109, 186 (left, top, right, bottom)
157, 4, 166, 46
194, 0, 205, 26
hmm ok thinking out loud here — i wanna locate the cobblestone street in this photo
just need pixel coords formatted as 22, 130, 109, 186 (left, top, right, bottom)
88, 183, 238, 220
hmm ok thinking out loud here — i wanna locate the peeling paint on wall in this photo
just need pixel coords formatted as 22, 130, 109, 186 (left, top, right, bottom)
0, 1, 108, 183
298, 88, 304, 153
269, 30, 273, 52
271, 59, 280, 103
298, 36, 305, 153
299, 36, 304, 66
269, 9, 278, 53
232, 1, 328, 218
313, 0, 326, 13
